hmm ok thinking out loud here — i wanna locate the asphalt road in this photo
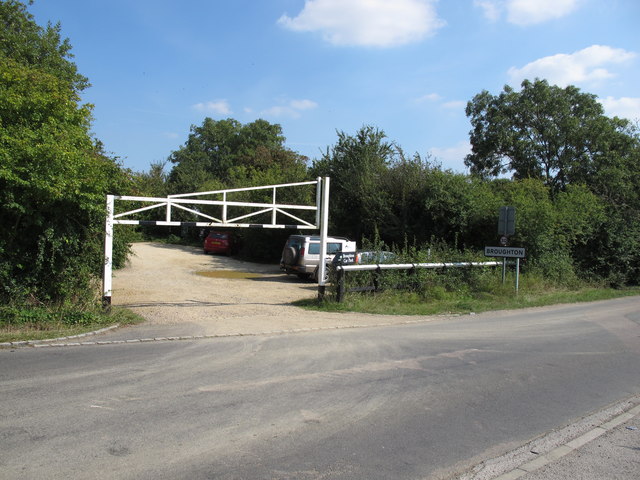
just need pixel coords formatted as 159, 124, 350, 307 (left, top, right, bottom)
1, 297, 639, 479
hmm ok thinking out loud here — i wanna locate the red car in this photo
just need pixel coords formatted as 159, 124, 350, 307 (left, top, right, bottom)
203, 231, 235, 255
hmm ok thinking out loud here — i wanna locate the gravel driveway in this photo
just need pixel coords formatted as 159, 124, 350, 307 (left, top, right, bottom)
112, 242, 430, 336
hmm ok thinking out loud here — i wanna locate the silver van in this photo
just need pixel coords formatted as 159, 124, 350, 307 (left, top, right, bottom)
280, 235, 356, 280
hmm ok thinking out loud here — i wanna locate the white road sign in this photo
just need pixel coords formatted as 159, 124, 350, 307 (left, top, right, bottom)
484, 246, 525, 258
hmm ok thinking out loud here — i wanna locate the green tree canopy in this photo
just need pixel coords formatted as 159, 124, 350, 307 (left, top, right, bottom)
0, 0, 88, 92
0, 1, 131, 303
465, 79, 638, 194
167, 117, 308, 192
311, 125, 397, 243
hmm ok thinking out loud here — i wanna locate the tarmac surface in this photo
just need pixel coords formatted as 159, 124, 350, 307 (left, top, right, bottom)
9, 311, 638, 480
456, 396, 639, 480
3, 243, 638, 479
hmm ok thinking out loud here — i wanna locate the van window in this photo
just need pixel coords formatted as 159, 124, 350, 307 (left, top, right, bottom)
308, 242, 342, 255
287, 237, 303, 249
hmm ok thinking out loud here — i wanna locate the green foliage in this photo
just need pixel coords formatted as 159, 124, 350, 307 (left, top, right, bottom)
465, 79, 637, 193
311, 125, 396, 243
464, 79, 640, 286
1, 304, 100, 326
310, 114, 638, 288
0, 0, 89, 92
314, 242, 640, 314
160, 117, 313, 253
305, 279, 638, 316
578, 208, 640, 286
328, 240, 492, 301
168, 117, 308, 193
417, 169, 498, 248
160, 117, 316, 255
0, 304, 144, 342
130, 161, 169, 197
485, 179, 606, 285
0, 2, 133, 304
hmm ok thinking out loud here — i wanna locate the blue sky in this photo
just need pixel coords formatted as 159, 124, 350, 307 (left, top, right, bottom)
30, 0, 639, 174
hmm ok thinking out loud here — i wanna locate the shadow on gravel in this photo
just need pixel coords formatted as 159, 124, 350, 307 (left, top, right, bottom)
142, 243, 203, 255
119, 300, 309, 308
250, 275, 317, 286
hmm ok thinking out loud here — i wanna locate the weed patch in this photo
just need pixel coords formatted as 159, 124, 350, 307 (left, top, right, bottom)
297, 280, 640, 316
0, 305, 144, 343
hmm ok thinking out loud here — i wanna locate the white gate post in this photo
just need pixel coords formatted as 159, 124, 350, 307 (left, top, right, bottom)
315, 176, 322, 228
271, 186, 277, 225
318, 177, 330, 298
102, 194, 114, 307
222, 192, 228, 223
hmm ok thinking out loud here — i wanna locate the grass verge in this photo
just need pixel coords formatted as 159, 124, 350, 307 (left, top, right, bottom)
294, 285, 640, 316
0, 306, 145, 344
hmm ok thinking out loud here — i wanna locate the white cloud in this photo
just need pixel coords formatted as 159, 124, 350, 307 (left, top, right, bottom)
508, 45, 636, 87
429, 141, 471, 171
442, 100, 466, 110
475, 0, 581, 25
278, 0, 445, 47
192, 100, 232, 115
507, 0, 580, 25
599, 96, 640, 121
415, 93, 442, 103
290, 99, 318, 111
262, 99, 318, 118
414, 93, 465, 111
474, 0, 501, 22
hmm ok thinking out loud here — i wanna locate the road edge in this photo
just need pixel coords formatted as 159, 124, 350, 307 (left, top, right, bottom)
453, 394, 640, 480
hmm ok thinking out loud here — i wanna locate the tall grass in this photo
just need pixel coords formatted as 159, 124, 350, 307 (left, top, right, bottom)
303, 241, 640, 315
0, 304, 144, 343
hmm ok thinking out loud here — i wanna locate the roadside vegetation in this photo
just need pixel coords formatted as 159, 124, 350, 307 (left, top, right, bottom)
1, 1, 638, 342
300, 241, 640, 314
0, 305, 144, 344
301, 287, 640, 316
302, 270, 640, 316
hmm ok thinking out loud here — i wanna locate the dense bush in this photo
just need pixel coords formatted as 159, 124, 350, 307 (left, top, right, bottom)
4, 0, 638, 310
0, 2, 134, 305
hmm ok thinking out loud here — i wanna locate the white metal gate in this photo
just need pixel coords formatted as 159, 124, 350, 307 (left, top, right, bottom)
103, 177, 331, 305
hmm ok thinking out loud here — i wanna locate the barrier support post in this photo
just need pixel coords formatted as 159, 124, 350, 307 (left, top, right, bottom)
337, 268, 345, 303
502, 257, 506, 284
102, 194, 114, 308
317, 177, 330, 299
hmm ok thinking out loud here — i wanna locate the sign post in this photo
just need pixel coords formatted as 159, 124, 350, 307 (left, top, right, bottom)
497, 206, 515, 285
484, 246, 525, 293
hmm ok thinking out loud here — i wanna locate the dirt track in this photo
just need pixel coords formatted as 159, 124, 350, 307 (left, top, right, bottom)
112, 243, 428, 335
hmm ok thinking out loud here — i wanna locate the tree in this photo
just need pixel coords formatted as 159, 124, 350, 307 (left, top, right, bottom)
465, 79, 638, 194
0, 0, 88, 92
311, 126, 396, 243
131, 161, 169, 197
0, 2, 132, 303
381, 151, 432, 244
168, 117, 307, 192
465, 79, 640, 286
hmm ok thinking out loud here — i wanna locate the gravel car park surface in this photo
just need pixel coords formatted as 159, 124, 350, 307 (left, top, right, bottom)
111, 242, 434, 335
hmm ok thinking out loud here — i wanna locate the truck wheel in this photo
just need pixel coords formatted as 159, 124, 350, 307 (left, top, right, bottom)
313, 267, 329, 282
